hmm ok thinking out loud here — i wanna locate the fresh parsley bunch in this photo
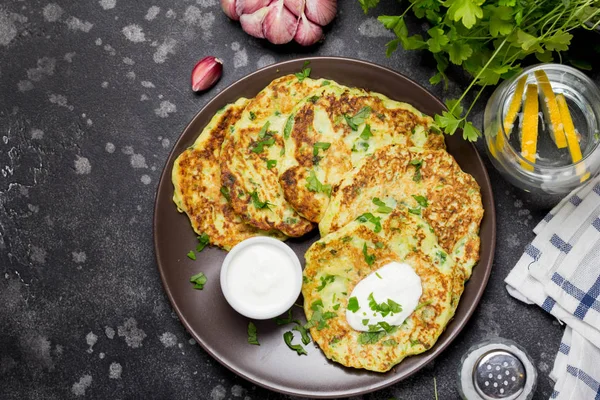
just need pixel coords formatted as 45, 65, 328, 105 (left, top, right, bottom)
360, 0, 600, 141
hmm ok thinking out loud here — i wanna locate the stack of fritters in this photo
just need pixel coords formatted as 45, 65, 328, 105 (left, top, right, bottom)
172, 74, 483, 371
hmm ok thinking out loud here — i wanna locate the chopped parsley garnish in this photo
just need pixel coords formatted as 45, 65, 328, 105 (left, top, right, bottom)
266, 159, 277, 169
258, 121, 270, 139
347, 296, 360, 313
368, 293, 402, 317
283, 115, 294, 139
341, 236, 353, 243
249, 111, 257, 120
351, 141, 370, 152
251, 137, 275, 153
344, 106, 372, 130
356, 213, 382, 233
412, 195, 429, 208
283, 331, 308, 355
247, 322, 259, 345
313, 142, 331, 156
292, 324, 311, 345
362, 243, 376, 266
332, 304, 340, 311
360, 124, 373, 140
196, 233, 210, 252
220, 186, 231, 202
410, 159, 423, 182
310, 299, 323, 311
321, 80, 331, 86
375, 242, 385, 249
316, 274, 335, 291
275, 309, 294, 325
436, 250, 447, 264
408, 207, 421, 215
187, 251, 196, 260
189, 272, 207, 289
362, 319, 370, 326
410, 339, 421, 346
382, 339, 398, 346
249, 191, 272, 210
369, 321, 397, 334
285, 217, 298, 224
357, 331, 386, 345
302, 275, 309, 284
308, 95, 320, 104
306, 170, 332, 197
372, 197, 393, 213
295, 61, 311, 82
375, 272, 383, 279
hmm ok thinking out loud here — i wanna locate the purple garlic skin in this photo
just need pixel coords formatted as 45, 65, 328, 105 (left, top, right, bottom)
221, 0, 239, 20
262, 0, 298, 45
294, 13, 323, 46
191, 56, 223, 92
223, 0, 336, 46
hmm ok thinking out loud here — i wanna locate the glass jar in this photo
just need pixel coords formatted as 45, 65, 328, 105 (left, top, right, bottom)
484, 64, 600, 194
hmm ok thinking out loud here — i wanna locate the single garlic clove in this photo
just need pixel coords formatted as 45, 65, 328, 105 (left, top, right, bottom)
236, 0, 270, 17
304, 0, 336, 26
191, 56, 223, 92
240, 7, 269, 38
262, 0, 298, 44
284, 0, 305, 17
294, 12, 323, 46
221, 0, 239, 20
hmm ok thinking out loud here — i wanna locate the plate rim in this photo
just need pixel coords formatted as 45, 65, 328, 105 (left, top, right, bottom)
153, 56, 497, 398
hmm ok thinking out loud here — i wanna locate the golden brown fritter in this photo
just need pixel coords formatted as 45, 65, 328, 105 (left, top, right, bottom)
278, 86, 443, 223
220, 75, 332, 237
172, 98, 285, 250
319, 145, 483, 278
303, 208, 460, 372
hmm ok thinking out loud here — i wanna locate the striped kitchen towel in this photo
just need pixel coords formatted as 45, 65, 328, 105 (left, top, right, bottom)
504, 175, 600, 400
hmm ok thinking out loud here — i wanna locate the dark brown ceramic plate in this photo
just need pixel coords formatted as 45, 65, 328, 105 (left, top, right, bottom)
154, 57, 496, 398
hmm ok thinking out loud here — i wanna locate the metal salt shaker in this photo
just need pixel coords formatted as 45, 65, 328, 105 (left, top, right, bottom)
458, 338, 537, 400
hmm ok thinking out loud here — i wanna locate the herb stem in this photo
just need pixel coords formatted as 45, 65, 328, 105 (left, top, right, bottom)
449, 37, 508, 115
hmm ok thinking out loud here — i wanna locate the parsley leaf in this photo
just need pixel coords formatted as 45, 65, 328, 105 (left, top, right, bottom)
249, 111, 257, 121
360, 124, 373, 140
356, 213, 382, 233
368, 293, 403, 317
412, 195, 429, 208
446, 0, 483, 29
359, 0, 380, 13
284, 115, 294, 139
321, 80, 331, 86
436, 250, 447, 264
295, 61, 311, 82
313, 142, 331, 156
347, 296, 360, 313
357, 331, 386, 345
189, 272, 206, 289
249, 191, 272, 210
266, 159, 277, 169
344, 107, 372, 130
283, 331, 308, 355
220, 186, 231, 202
247, 322, 259, 345
362, 243, 376, 266
372, 197, 393, 213
408, 207, 422, 215
196, 233, 210, 252
382, 339, 398, 346
275, 309, 294, 325
305, 170, 332, 196
310, 299, 323, 311
187, 251, 196, 260
410, 159, 423, 182
292, 324, 311, 345
251, 137, 275, 154
257, 121, 270, 139
316, 274, 335, 291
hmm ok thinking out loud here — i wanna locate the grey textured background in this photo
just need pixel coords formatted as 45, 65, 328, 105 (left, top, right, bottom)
1, 0, 595, 399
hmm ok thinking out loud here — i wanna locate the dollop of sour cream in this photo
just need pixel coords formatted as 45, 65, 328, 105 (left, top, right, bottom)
225, 242, 299, 316
346, 262, 422, 331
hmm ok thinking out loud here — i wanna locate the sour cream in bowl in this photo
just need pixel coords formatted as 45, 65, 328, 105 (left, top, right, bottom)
220, 237, 302, 320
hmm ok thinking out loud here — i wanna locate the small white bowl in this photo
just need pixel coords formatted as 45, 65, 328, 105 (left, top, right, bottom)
220, 237, 302, 320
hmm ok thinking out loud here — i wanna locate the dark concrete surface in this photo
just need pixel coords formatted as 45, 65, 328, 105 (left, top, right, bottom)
1, 0, 594, 399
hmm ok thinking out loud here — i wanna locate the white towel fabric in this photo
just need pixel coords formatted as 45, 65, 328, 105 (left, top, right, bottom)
504, 175, 600, 400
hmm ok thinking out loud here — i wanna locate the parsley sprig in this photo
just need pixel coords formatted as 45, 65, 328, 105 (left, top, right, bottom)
361, 0, 600, 141
306, 170, 332, 196
295, 61, 311, 82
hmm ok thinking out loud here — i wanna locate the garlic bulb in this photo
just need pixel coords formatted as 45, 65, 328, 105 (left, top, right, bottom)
222, 0, 336, 46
